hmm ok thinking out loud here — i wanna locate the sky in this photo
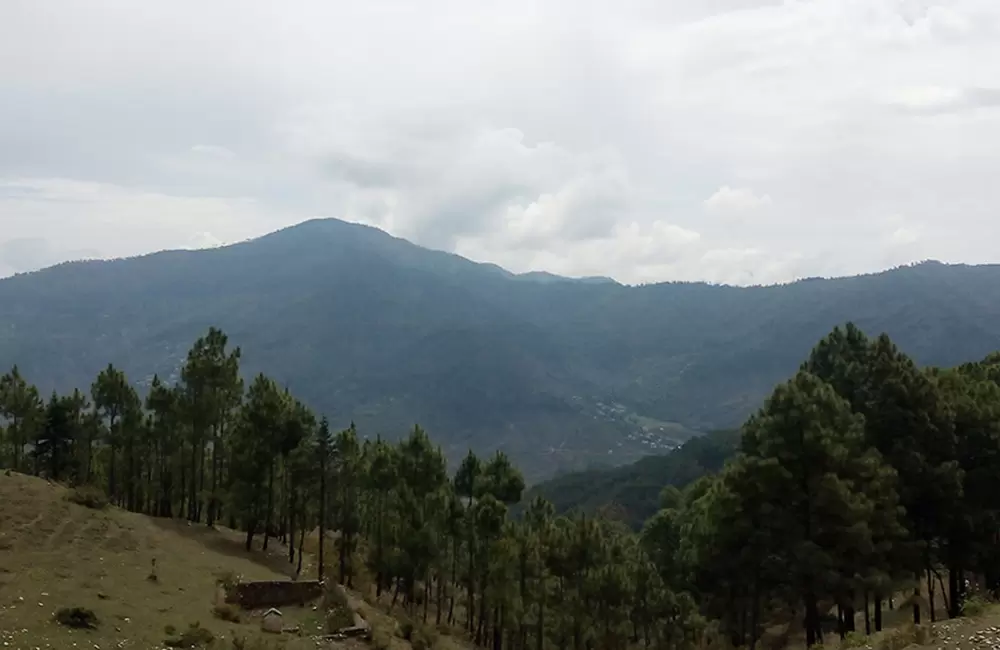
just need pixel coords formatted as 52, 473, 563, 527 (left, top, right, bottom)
1, 0, 998, 286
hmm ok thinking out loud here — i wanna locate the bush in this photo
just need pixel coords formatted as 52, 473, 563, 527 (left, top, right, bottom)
398, 620, 415, 641
411, 628, 437, 650
372, 627, 393, 650
213, 603, 242, 623
841, 631, 867, 649
962, 594, 992, 617
68, 485, 109, 510
322, 582, 355, 632
165, 621, 216, 648
55, 607, 100, 630
396, 618, 438, 650
874, 624, 935, 650
215, 570, 242, 592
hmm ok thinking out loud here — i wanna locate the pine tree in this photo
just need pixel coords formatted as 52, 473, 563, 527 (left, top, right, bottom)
0, 365, 44, 472
737, 371, 901, 646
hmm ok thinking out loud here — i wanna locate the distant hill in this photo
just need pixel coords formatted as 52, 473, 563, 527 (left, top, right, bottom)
522, 429, 740, 528
2, 218, 1000, 479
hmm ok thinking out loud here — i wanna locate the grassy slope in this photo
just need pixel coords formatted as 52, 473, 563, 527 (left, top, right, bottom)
0, 472, 458, 650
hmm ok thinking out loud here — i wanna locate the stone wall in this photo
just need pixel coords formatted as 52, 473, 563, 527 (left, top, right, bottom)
228, 580, 323, 609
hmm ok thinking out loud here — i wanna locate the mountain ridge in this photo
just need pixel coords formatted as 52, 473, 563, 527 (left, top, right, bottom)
3, 218, 1000, 480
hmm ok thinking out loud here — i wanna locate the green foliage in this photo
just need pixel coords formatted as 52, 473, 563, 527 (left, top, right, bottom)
961, 594, 992, 617
524, 428, 739, 527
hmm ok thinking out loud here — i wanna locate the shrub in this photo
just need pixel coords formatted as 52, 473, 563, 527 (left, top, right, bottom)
372, 627, 393, 650
67, 485, 108, 510
410, 626, 438, 650
322, 582, 355, 632
841, 631, 867, 649
215, 570, 242, 592
411, 626, 439, 650
874, 624, 935, 650
962, 594, 992, 617
213, 603, 242, 623
396, 618, 438, 650
54, 607, 99, 630
165, 621, 215, 648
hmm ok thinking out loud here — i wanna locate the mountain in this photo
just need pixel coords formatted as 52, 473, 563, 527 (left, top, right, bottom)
2, 218, 1000, 480
521, 429, 740, 528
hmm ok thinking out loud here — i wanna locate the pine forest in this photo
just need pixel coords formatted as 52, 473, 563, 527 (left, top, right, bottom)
5, 322, 1000, 650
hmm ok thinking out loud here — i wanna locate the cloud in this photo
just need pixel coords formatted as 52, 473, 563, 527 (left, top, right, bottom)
887, 86, 1000, 115
0, 237, 101, 275
0, 177, 283, 272
887, 226, 922, 247
703, 186, 772, 214
1, 0, 999, 284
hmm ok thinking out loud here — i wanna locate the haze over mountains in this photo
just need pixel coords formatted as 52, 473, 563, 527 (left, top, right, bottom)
2, 218, 1000, 480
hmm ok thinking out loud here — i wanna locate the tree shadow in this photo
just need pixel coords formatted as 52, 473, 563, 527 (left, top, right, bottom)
148, 517, 298, 579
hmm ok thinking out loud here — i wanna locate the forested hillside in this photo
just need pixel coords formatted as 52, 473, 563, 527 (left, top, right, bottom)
3, 218, 1000, 478
4, 323, 1000, 650
522, 429, 739, 528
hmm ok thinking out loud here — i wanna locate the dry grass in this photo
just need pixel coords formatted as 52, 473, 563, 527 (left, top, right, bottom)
0, 472, 329, 650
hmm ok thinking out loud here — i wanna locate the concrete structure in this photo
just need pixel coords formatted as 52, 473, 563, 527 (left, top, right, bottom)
261, 608, 283, 634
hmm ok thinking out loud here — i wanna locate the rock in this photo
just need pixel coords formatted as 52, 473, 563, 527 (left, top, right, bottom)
261, 608, 283, 634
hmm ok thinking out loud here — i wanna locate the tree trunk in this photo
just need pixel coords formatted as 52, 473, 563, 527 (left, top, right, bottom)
288, 489, 297, 565
949, 564, 960, 618
864, 591, 871, 635
318, 453, 326, 580
805, 591, 821, 647
245, 518, 256, 551
937, 570, 950, 618
263, 459, 274, 551
436, 568, 444, 626
927, 568, 937, 623
296, 515, 306, 577
108, 444, 117, 502
493, 605, 503, 650
750, 578, 761, 650
208, 426, 219, 526
538, 594, 546, 650
187, 439, 197, 521
874, 594, 883, 632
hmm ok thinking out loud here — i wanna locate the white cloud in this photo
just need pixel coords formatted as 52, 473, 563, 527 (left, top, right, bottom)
703, 186, 773, 214
0, 177, 282, 267
1, 0, 1000, 284
888, 226, 922, 247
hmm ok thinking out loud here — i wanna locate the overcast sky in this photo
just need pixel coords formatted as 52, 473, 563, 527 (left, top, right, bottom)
1, 0, 998, 285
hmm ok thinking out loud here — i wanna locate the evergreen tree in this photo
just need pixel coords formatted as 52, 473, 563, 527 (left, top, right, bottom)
0, 365, 44, 472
